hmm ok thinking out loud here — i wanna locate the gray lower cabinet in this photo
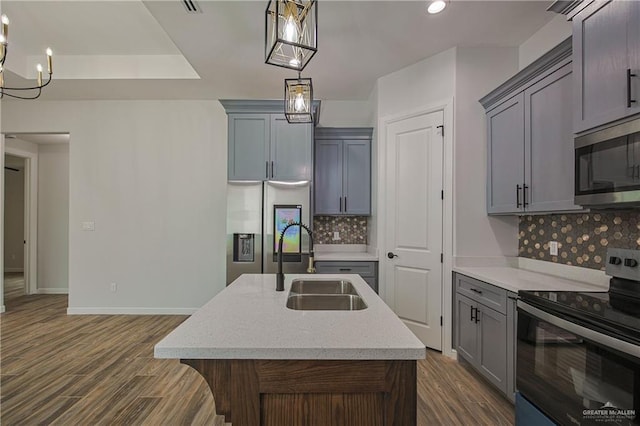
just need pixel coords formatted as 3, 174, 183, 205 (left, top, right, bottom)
315, 261, 378, 293
481, 40, 582, 214
454, 273, 516, 402
314, 128, 372, 216
573, 0, 640, 133
221, 101, 314, 181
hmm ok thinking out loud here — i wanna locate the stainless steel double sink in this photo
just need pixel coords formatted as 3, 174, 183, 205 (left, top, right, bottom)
286, 279, 368, 311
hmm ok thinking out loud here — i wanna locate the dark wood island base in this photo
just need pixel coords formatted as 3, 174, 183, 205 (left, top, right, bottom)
182, 359, 417, 425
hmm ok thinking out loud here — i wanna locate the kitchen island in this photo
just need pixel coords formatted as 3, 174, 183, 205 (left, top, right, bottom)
155, 274, 425, 425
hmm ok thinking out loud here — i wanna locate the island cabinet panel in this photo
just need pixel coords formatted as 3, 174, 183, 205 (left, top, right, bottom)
182, 359, 416, 426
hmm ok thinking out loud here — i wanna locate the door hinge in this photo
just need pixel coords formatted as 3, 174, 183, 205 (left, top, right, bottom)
441, 190, 444, 200
440, 253, 443, 263
437, 125, 444, 137
440, 316, 443, 326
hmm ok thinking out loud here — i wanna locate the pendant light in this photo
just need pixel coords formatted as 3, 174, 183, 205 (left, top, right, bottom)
284, 74, 313, 123
265, 0, 317, 71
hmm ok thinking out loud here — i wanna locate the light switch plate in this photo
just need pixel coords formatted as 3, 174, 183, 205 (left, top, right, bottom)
549, 241, 558, 256
333, 231, 340, 241
81, 221, 95, 231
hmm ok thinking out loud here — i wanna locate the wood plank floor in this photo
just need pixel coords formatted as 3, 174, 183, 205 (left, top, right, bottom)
1, 273, 514, 425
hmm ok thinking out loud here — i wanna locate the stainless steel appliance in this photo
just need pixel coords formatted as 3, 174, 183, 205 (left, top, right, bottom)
575, 117, 640, 207
516, 248, 640, 425
226, 181, 312, 285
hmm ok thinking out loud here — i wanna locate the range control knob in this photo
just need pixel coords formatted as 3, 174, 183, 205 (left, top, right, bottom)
609, 256, 622, 265
624, 258, 638, 267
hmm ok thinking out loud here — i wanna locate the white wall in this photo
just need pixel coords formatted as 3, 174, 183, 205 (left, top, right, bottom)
378, 48, 456, 118
2, 101, 227, 313
37, 144, 69, 292
318, 100, 373, 128
3, 160, 24, 271
455, 47, 520, 258
519, 15, 571, 70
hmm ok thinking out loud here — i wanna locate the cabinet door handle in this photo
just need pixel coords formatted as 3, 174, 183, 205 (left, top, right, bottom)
523, 184, 529, 207
339, 268, 352, 272
628, 69, 637, 108
266, 161, 269, 179
344, 196, 347, 212
470, 288, 483, 295
474, 307, 480, 323
271, 161, 274, 178
516, 184, 522, 208
339, 197, 343, 212
470, 305, 475, 321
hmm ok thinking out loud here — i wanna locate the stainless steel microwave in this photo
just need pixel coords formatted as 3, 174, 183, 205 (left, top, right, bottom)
575, 118, 640, 207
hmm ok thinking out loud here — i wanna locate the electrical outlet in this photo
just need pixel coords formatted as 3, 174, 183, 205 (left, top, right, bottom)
110, 282, 117, 292
549, 241, 558, 256
333, 231, 341, 241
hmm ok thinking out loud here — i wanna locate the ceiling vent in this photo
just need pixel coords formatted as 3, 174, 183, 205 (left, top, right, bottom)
182, 0, 201, 13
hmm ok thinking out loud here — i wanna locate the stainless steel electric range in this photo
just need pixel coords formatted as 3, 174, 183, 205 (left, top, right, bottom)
516, 248, 640, 426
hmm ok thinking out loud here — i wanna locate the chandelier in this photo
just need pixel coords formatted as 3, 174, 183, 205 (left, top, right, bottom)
0, 14, 54, 100
265, 0, 317, 71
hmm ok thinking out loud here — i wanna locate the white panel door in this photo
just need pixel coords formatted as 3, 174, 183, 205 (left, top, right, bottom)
385, 111, 443, 350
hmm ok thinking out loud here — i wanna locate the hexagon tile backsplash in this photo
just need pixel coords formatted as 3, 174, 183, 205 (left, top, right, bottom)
518, 210, 640, 270
313, 216, 368, 245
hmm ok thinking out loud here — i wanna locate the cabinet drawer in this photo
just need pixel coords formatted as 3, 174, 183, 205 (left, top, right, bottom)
315, 261, 376, 277
456, 274, 507, 315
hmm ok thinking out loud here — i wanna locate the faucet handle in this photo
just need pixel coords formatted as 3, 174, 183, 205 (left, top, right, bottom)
307, 255, 316, 274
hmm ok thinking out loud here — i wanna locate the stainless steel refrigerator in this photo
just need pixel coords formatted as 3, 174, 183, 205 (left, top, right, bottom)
226, 181, 312, 285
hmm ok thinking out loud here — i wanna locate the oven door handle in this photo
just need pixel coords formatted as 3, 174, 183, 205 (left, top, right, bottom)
517, 300, 640, 359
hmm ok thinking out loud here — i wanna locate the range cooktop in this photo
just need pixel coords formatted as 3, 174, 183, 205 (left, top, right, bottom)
519, 248, 640, 347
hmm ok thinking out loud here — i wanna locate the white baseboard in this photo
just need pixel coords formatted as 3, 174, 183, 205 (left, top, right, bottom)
37, 288, 69, 295
4, 268, 24, 273
66, 307, 197, 315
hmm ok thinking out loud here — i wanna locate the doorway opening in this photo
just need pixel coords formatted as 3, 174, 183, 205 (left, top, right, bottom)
2, 133, 70, 310
4, 154, 26, 301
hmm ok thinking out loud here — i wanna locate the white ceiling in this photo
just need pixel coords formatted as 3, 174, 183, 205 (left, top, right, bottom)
0, 0, 557, 101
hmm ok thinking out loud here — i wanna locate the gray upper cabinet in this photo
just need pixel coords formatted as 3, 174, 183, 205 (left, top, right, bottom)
270, 115, 313, 181
314, 140, 343, 214
481, 39, 582, 214
342, 140, 371, 215
525, 62, 581, 212
221, 100, 318, 182
228, 114, 270, 181
314, 128, 373, 216
487, 94, 525, 214
573, 0, 640, 133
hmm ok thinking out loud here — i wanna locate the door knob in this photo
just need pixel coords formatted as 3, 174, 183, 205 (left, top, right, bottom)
387, 252, 398, 259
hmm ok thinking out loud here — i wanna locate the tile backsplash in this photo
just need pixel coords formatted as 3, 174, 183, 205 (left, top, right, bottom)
518, 210, 640, 270
313, 216, 368, 245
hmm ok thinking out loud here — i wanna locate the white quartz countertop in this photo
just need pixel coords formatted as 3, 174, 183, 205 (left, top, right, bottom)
154, 274, 425, 360
314, 252, 379, 261
313, 244, 378, 262
453, 265, 609, 293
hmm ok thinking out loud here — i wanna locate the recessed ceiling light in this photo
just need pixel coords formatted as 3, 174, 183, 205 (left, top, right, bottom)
428, 0, 447, 14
